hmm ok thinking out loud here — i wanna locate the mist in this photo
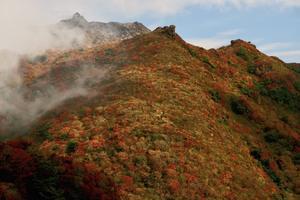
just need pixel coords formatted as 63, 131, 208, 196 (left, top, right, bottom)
0, 1, 105, 137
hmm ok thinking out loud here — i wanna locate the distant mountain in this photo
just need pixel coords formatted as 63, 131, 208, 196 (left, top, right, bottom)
59, 12, 150, 45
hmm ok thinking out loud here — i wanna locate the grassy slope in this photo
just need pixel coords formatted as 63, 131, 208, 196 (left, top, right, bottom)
0, 27, 299, 199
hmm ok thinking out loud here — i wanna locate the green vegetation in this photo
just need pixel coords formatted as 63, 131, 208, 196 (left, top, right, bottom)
104, 48, 115, 56
294, 81, 300, 92
250, 149, 261, 160
36, 123, 53, 141
28, 158, 64, 200
202, 56, 216, 68
60, 133, 69, 140
209, 89, 221, 102
292, 153, 300, 165
250, 80, 300, 111
66, 141, 78, 154
247, 64, 256, 74
230, 97, 249, 115
287, 64, 300, 73
239, 86, 254, 97
187, 48, 199, 58
267, 87, 300, 111
64, 52, 70, 58
261, 159, 281, 186
263, 129, 295, 152
250, 149, 281, 186
236, 47, 250, 61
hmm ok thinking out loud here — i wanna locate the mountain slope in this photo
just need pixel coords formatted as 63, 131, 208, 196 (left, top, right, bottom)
0, 26, 299, 199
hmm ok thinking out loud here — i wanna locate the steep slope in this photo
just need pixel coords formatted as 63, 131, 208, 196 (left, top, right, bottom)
0, 26, 299, 199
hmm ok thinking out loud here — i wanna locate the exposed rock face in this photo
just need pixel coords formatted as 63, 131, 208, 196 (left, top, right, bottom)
59, 13, 150, 46
154, 25, 177, 38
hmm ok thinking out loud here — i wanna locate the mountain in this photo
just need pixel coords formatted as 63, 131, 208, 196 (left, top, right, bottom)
0, 23, 299, 199
59, 12, 150, 46
287, 63, 300, 74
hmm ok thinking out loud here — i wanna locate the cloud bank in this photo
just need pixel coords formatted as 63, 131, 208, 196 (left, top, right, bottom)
1, 0, 299, 24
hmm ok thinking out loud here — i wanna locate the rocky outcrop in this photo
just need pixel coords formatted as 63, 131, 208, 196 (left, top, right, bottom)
59, 13, 151, 46
154, 25, 177, 38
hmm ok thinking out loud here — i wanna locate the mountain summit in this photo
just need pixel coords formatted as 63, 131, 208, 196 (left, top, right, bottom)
61, 12, 89, 28
59, 12, 150, 46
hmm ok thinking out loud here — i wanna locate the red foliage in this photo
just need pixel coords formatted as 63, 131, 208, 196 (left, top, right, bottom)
294, 146, 300, 153
168, 179, 180, 193
184, 173, 198, 184
6, 139, 32, 150
0, 143, 35, 181
269, 160, 279, 172
120, 175, 134, 191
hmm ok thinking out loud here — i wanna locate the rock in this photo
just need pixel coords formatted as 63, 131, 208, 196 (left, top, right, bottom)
154, 25, 177, 38
58, 13, 150, 46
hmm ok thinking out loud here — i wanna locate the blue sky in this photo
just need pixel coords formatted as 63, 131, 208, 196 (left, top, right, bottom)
0, 0, 299, 62
139, 5, 300, 63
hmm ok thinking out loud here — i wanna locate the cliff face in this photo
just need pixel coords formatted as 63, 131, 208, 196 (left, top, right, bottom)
0, 25, 299, 199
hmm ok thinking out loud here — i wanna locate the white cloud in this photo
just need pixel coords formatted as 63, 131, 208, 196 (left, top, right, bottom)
257, 42, 300, 62
218, 29, 243, 37
270, 50, 300, 62
187, 29, 242, 49
187, 38, 230, 49
1, 1, 299, 24
271, 50, 300, 57
258, 42, 292, 52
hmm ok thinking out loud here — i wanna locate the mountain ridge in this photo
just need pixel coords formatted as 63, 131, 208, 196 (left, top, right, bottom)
0, 24, 299, 199
59, 12, 150, 46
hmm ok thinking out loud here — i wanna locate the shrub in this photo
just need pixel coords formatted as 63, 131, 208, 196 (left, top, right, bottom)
66, 141, 78, 154
239, 86, 254, 97
104, 49, 114, 56
280, 116, 289, 123
267, 87, 300, 111
236, 47, 250, 61
202, 57, 216, 68
36, 123, 53, 141
134, 155, 147, 166
250, 149, 261, 160
247, 64, 256, 74
261, 159, 281, 185
60, 133, 69, 140
95, 56, 102, 63
287, 65, 300, 73
27, 158, 64, 200
230, 98, 249, 115
188, 48, 198, 58
292, 153, 300, 165
254, 81, 300, 111
294, 81, 300, 92
209, 89, 221, 102
263, 129, 295, 152
264, 130, 281, 143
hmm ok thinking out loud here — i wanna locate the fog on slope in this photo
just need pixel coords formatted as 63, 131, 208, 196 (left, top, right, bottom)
0, 6, 103, 137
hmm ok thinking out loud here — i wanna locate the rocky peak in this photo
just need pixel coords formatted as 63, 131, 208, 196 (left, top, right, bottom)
60, 12, 88, 28
230, 39, 256, 49
58, 13, 150, 46
154, 25, 177, 38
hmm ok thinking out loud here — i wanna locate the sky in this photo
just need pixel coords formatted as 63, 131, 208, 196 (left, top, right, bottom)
0, 0, 299, 62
